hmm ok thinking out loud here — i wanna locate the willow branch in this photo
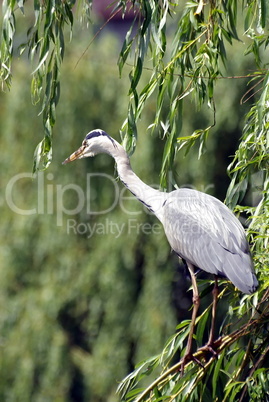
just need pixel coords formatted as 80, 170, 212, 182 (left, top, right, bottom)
135, 310, 269, 402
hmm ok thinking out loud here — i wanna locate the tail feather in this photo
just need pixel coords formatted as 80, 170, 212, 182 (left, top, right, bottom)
223, 251, 258, 294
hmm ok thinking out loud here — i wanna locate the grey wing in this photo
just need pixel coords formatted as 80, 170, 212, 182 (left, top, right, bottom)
162, 189, 258, 294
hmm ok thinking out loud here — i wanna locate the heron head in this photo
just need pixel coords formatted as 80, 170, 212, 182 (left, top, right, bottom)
62, 129, 116, 164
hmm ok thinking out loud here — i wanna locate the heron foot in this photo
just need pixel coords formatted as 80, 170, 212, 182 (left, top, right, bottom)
180, 352, 204, 376
180, 344, 218, 375
199, 343, 218, 359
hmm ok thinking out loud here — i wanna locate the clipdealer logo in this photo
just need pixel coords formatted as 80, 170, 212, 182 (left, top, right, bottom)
6, 170, 261, 238
4, 171, 159, 230
66, 217, 162, 238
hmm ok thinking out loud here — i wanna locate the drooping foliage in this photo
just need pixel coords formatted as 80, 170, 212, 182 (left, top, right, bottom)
1, 1, 269, 401
0, 37, 179, 402
116, 1, 269, 400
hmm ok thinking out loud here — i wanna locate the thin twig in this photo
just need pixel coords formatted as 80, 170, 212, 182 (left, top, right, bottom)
240, 76, 265, 104
125, 62, 267, 81
74, 5, 124, 69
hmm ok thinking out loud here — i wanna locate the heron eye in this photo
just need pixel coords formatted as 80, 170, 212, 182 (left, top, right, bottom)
82, 140, 87, 146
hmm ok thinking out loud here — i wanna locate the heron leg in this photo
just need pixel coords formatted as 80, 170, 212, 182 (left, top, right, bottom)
199, 275, 219, 358
207, 276, 219, 347
181, 262, 200, 372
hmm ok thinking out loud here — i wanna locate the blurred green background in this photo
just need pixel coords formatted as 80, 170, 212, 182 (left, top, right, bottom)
0, 9, 254, 402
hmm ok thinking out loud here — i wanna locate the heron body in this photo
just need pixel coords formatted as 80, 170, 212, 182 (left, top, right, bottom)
63, 129, 258, 296
161, 189, 257, 294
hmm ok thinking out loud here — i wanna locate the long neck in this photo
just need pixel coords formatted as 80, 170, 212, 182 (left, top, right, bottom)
107, 140, 166, 220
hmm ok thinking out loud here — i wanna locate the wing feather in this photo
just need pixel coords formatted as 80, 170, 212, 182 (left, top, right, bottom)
161, 188, 258, 294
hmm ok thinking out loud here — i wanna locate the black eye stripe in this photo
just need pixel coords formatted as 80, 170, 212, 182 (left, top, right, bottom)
85, 129, 105, 140
84, 130, 116, 147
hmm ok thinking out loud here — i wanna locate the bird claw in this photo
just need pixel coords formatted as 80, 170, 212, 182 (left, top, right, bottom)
180, 353, 204, 376
199, 343, 218, 358
180, 344, 218, 375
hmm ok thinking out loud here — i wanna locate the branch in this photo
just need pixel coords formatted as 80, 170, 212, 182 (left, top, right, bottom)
134, 307, 269, 402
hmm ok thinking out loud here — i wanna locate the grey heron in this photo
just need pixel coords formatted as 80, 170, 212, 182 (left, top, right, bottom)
63, 129, 258, 367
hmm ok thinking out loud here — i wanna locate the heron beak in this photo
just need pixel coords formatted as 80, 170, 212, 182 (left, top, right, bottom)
62, 145, 86, 165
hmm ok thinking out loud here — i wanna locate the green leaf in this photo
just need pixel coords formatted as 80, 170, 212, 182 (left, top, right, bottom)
130, 57, 143, 93
118, 24, 134, 76
260, 0, 267, 28
195, 307, 209, 347
31, 49, 50, 75
16, 0, 24, 13
141, 0, 152, 36
212, 352, 226, 398
64, 2, 74, 26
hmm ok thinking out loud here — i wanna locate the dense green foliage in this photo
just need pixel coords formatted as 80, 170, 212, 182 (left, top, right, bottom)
116, 1, 269, 400
0, 0, 269, 401
0, 36, 177, 401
